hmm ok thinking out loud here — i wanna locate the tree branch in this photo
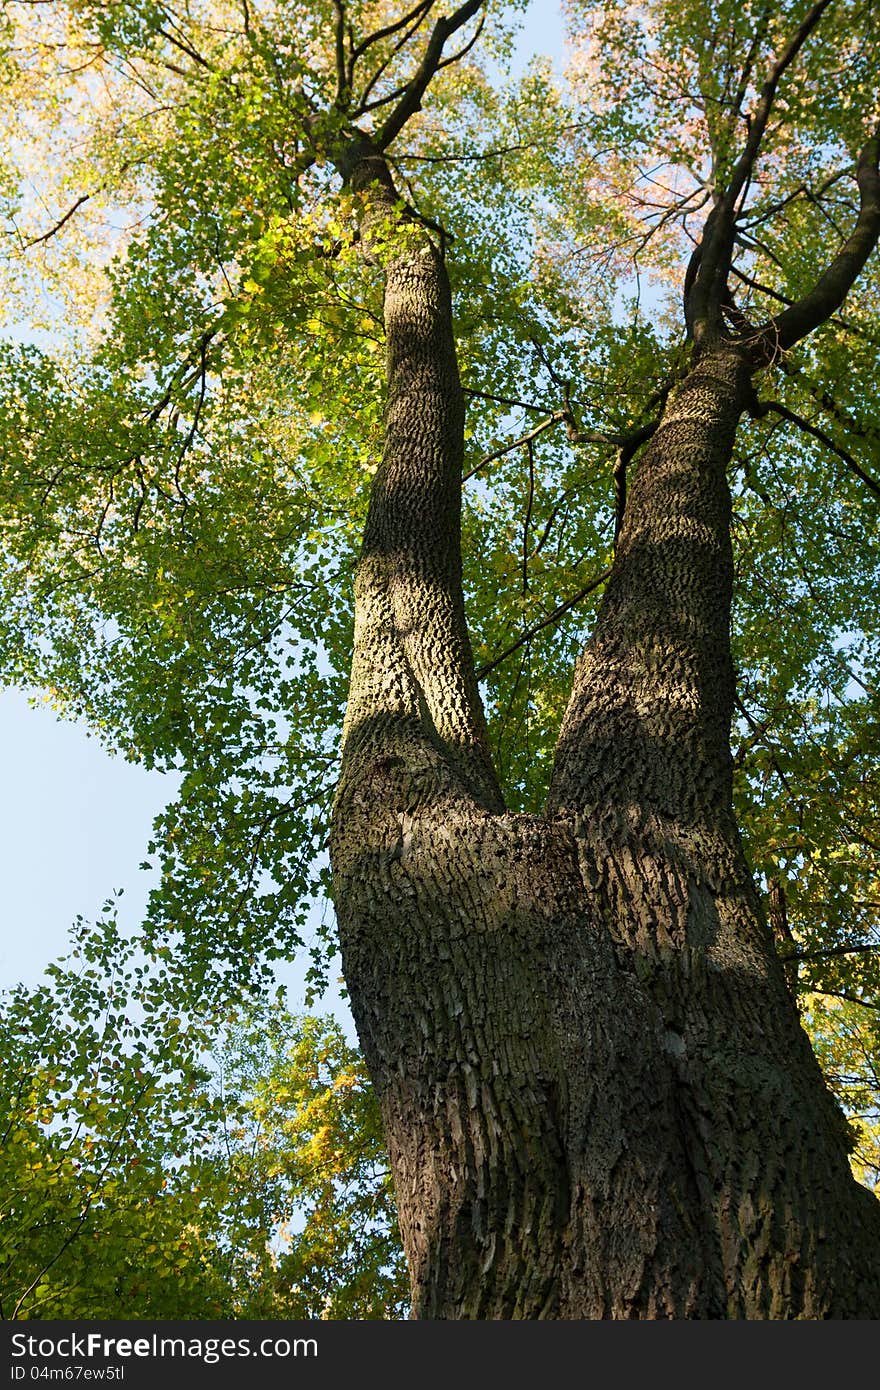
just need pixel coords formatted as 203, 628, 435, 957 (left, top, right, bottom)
785, 943, 880, 963
687, 0, 835, 341
476, 569, 611, 680
522, 437, 535, 595
461, 386, 551, 415
350, 0, 434, 62
809, 990, 880, 1013
726, 0, 834, 214
751, 398, 880, 499
563, 415, 660, 451
463, 411, 565, 482
156, 23, 214, 72
741, 166, 852, 230
23, 193, 91, 248
778, 360, 879, 443
22, 156, 139, 248
376, 0, 485, 150
462, 407, 661, 487
354, 4, 435, 115
431, 8, 486, 77
729, 2, 773, 119
758, 124, 880, 355
729, 261, 795, 309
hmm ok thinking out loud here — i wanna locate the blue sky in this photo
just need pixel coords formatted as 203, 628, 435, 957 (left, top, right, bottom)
0, 688, 176, 987
0, 1, 566, 1005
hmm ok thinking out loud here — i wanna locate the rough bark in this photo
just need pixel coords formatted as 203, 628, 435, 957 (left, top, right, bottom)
329, 160, 880, 1317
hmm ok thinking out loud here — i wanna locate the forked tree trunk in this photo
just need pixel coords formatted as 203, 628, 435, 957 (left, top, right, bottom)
329, 165, 880, 1317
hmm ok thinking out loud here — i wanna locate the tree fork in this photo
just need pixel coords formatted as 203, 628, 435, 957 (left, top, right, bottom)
329, 58, 880, 1322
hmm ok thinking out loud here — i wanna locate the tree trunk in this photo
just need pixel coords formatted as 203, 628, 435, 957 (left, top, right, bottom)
329, 169, 880, 1315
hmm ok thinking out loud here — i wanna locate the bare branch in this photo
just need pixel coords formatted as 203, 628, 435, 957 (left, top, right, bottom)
808, 990, 880, 1013
688, 0, 835, 340
156, 24, 214, 72
350, 0, 434, 62
476, 569, 611, 680
461, 385, 551, 415
376, 0, 486, 151
785, 943, 880, 963
463, 411, 565, 482
751, 399, 880, 499
23, 193, 91, 248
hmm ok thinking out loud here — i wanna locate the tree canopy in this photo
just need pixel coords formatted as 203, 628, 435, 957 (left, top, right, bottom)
0, 0, 878, 1314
